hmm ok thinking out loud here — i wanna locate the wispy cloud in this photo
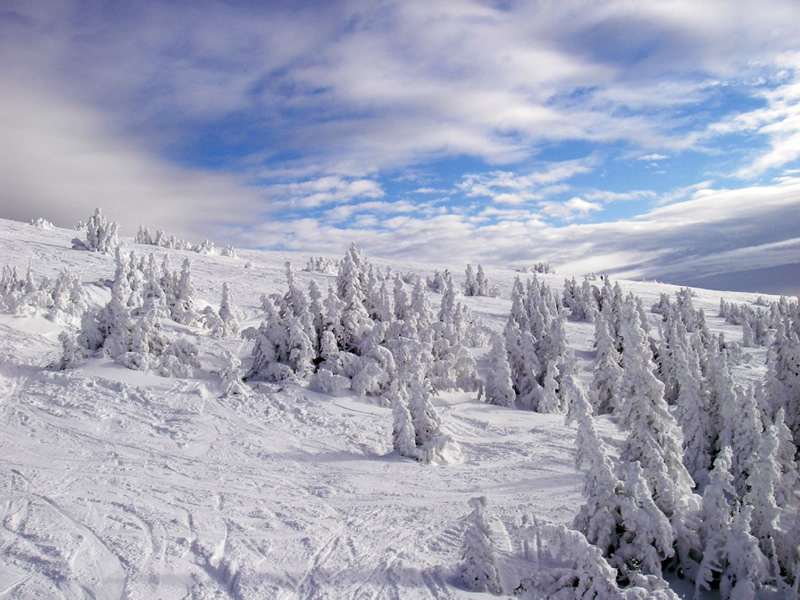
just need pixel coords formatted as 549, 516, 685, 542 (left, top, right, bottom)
237, 178, 800, 295
457, 158, 596, 206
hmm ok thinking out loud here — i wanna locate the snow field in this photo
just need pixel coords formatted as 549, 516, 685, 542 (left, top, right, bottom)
0, 217, 791, 598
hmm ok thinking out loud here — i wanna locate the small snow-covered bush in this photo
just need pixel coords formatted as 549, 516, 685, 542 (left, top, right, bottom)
30, 217, 54, 229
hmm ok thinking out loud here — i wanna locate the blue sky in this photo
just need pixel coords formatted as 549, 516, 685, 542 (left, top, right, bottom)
1, 1, 799, 294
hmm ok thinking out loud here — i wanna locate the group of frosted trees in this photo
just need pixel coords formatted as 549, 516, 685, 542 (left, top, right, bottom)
58, 247, 242, 377
484, 274, 574, 413
0, 264, 87, 326
245, 245, 484, 462
719, 295, 796, 348
568, 283, 799, 598
136, 223, 236, 257
72, 208, 120, 254
463, 263, 497, 297
464, 275, 799, 599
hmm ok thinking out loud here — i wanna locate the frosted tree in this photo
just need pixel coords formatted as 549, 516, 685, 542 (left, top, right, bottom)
283, 262, 316, 347
617, 296, 700, 580
765, 322, 800, 446
216, 282, 241, 337
410, 278, 434, 335
338, 260, 372, 352
322, 285, 346, 345
407, 378, 442, 452
460, 497, 502, 595
390, 381, 417, 458
48, 268, 86, 326
674, 341, 714, 487
743, 425, 785, 569
171, 258, 197, 325
393, 274, 411, 321
484, 335, 515, 408
142, 253, 168, 317
615, 461, 677, 582
720, 505, 769, 600
464, 263, 478, 296
773, 407, 800, 506
538, 359, 561, 414
618, 298, 695, 518
219, 350, 249, 396
695, 447, 736, 596
135, 224, 152, 244
286, 316, 315, 381
571, 391, 675, 584
72, 208, 119, 254
591, 315, 624, 414
517, 522, 679, 600
725, 385, 763, 497
58, 330, 88, 369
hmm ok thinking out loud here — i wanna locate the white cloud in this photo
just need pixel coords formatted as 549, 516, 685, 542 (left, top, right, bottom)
274, 176, 385, 209
0, 79, 264, 240
583, 189, 657, 203
236, 178, 800, 295
637, 154, 669, 161
540, 197, 603, 221
6, 0, 799, 179
458, 158, 596, 206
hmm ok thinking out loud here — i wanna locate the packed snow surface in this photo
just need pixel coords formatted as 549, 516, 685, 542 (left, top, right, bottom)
0, 218, 780, 598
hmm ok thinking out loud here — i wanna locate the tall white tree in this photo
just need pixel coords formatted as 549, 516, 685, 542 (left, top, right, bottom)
461, 497, 502, 595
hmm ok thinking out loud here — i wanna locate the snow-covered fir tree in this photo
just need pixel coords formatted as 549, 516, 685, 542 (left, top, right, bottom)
219, 349, 249, 397
484, 334, 515, 408
590, 315, 623, 415
460, 496, 502, 595
517, 522, 679, 599
216, 282, 242, 337
72, 208, 119, 254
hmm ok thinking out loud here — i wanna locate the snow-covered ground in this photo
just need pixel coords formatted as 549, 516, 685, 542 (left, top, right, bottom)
0, 218, 785, 598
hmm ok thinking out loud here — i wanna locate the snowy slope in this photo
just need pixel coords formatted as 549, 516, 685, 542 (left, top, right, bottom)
0, 218, 786, 599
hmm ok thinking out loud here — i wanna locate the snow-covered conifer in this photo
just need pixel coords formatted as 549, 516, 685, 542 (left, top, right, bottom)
135, 224, 152, 245
744, 425, 784, 565
517, 522, 679, 600
720, 504, 769, 600
484, 335, 515, 408
618, 297, 695, 519
726, 385, 763, 497
772, 407, 800, 506
391, 381, 417, 459
217, 283, 241, 337
219, 350, 248, 396
393, 274, 411, 322
171, 258, 197, 325
72, 208, 119, 254
674, 341, 714, 487
695, 447, 735, 596
286, 316, 315, 381
307, 280, 325, 350
322, 285, 345, 345
460, 497, 502, 594
410, 278, 434, 335
765, 322, 800, 446
58, 330, 88, 369
464, 263, 478, 296
591, 315, 624, 414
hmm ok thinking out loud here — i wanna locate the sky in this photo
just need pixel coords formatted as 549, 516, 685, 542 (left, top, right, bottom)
1, 1, 799, 295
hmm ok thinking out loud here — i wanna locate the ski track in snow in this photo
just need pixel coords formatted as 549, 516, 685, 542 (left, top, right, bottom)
0, 218, 784, 598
